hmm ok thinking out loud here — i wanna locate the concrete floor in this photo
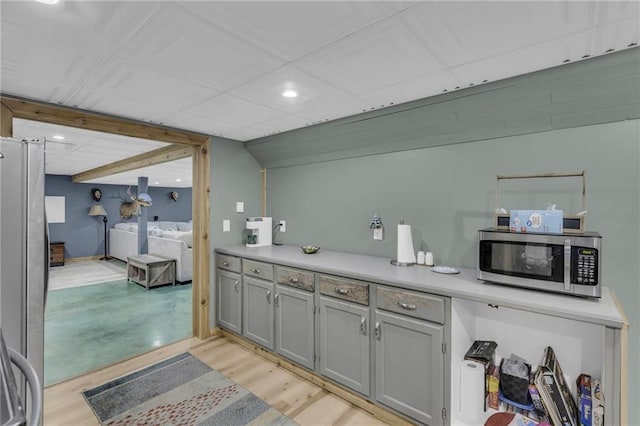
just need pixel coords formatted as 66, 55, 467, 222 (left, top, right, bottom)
44, 278, 192, 386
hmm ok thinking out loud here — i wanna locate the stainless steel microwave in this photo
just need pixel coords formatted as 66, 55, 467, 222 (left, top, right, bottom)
477, 228, 602, 298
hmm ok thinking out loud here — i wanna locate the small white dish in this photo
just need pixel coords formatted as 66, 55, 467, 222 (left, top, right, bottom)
431, 266, 460, 274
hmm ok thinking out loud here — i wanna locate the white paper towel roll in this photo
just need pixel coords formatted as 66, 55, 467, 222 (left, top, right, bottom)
458, 360, 486, 424
396, 223, 416, 264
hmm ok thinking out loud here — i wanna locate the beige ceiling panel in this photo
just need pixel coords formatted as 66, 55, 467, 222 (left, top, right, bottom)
181, 1, 395, 61
296, 19, 445, 96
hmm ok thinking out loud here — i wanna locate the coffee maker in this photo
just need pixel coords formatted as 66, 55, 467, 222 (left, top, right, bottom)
245, 217, 272, 247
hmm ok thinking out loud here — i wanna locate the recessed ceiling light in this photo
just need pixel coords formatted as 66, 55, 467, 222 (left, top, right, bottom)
52, 135, 65, 140
282, 90, 298, 98
176, 178, 182, 182
36, 0, 60, 4
154, 181, 160, 185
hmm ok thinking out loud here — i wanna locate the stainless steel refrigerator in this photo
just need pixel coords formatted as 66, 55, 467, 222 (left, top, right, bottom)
0, 136, 46, 426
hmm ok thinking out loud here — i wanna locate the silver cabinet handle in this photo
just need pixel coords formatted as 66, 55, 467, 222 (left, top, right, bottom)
335, 288, 349, 295
360, 317, 367, 335
266, 290, 271, 303
288, 277, 300, 284
274, 293, 280, 306
234, 280, 239, 292
398, 301, 417, 311
252, 268, 261, 274
222, 261, 229, 267
374, 321, 381, 340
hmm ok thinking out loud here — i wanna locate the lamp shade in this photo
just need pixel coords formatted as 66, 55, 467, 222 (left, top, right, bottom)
88, 205, 107, 216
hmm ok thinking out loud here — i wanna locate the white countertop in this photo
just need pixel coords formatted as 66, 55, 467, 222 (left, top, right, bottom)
216, 245, 625, 329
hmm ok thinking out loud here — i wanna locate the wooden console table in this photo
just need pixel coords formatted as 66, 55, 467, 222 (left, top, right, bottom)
50, 241, 64, 267
127, 254, 176, 289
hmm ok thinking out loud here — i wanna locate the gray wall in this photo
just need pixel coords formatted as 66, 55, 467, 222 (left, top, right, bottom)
210, 136, 263, 326
265, 120, 639, 420
46, 175, 192, 258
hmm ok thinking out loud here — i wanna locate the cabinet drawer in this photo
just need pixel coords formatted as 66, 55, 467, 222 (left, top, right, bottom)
276, 266, 314, 292
319, 274, 369, 306
243, 259, 274, 281
376, 286, 445, 324
216, 254, 241, 273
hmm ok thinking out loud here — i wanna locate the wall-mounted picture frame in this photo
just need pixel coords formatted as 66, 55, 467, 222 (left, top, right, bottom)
91, 188, 102, 202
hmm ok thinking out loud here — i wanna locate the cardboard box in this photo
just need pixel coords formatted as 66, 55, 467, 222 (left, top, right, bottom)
576, 374, 593, 426
509, 210, 563, 234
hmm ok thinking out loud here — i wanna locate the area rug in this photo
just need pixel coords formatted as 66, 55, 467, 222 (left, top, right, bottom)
83, 352, 297, 426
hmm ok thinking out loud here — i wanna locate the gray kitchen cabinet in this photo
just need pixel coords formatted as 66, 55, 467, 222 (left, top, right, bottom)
243, 275, 275, 350
374, 309, 445, 426
319, 295, 370, 396
216, 269, 242, 334
275, 284, 315, 370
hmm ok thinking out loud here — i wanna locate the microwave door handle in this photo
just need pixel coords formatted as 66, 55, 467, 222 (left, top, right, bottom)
564, 239, 572, 291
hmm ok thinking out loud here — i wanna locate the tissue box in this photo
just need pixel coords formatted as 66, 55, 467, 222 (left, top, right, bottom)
499, 359, 531, 405
509, 210, 563, 234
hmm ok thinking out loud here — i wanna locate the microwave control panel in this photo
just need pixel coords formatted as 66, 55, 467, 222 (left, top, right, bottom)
573, 247, 598, 285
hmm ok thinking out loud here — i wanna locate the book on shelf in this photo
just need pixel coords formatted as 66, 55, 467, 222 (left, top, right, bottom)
533, 346, 578, 426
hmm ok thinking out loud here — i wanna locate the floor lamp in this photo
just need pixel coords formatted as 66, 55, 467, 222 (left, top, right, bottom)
88, 205, 109, 260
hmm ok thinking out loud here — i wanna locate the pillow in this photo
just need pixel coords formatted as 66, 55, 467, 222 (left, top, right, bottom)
161, 230, 193, 248
114, 223, 129, 230
176, 222, 192, 232
126, 224, 138, 232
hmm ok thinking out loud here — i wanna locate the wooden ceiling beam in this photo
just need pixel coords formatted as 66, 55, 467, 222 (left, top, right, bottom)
0, 95, 208, 146
72, 144, 193, 183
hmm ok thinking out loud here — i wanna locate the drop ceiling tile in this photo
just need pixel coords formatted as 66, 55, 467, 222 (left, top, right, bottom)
296, 18, 445, 96
0, 1, 134, 52
220, 127, 268, 142
185, 94, 284, 127
402, 1, 596, 67
114, 2, 284, 90
154, 112, 233, 137
451, 30, 602, 87
250, 114, 311, 134
180, 2, 395, 61
356, 71, 461, 107
229, 65, 371, 119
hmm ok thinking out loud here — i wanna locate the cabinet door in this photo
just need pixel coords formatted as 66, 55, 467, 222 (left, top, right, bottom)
217, 269, 242, 334
243, 276, 275, 350
375, 310, 444, 426
275, 284, 314, 370
319, 296, 370, 396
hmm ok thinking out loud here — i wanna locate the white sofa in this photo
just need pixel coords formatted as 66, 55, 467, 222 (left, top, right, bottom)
109, 221, 193, 282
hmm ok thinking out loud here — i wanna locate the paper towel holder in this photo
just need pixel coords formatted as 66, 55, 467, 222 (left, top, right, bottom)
391, 220, 416, 266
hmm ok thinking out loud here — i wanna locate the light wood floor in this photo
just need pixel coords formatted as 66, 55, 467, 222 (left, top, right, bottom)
44, 335, 392, 426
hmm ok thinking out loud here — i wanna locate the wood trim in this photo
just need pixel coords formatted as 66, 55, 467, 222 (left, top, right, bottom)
611, 291, 629, 426
1, 94, 211, 346
72, 144, 192, 183
1, 100, 13, 137
192, 139, 211, 339
0, 95, 208, 146
221, 330, 413, 426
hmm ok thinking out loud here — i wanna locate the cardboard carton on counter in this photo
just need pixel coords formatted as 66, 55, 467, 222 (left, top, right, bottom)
509, 210, 563, 234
